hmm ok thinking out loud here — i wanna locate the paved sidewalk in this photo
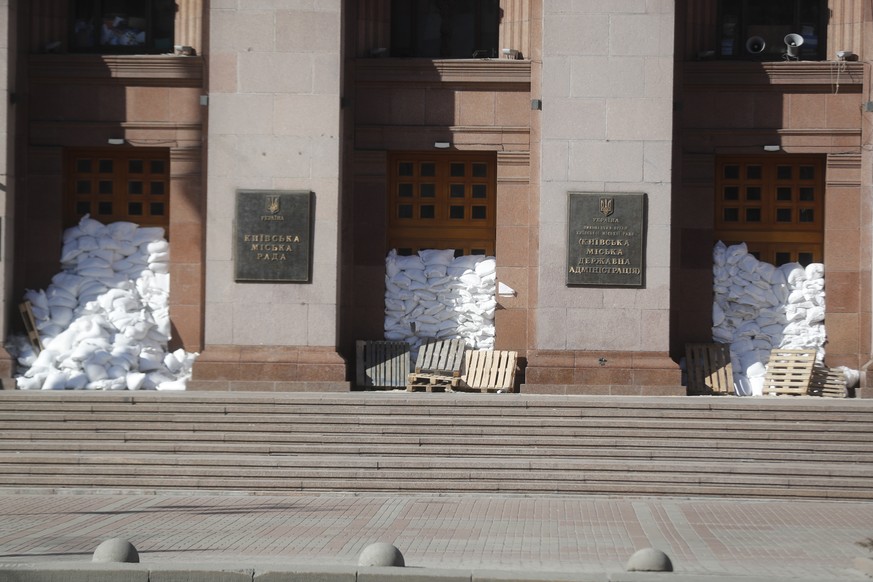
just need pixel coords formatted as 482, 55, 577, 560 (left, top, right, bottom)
0, 492, 871, 580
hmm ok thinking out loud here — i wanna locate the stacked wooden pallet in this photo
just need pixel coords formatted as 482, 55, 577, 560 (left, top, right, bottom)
763, 349, 817, 396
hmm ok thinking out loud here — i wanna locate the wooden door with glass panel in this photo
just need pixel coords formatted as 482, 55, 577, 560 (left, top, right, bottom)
388, 152, 496, 256
715, 156, 824, 266
65, 148, 170, 230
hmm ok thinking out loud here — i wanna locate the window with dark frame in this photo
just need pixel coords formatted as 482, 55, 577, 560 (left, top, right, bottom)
390, 0, 500, 58
717, 0, 826, 61
70, 0, 175, 54
714, 156, 824, 267
388, 152, 496, 257
65, 148, 170, 231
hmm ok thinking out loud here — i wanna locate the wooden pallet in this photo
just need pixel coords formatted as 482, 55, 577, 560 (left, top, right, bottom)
460, 349, 517, 393
685, 342, 733, 395
762, 348, 816, 396
355, 340, 410, 389
407, 338, 466, 392
809, 365, 848, 398
19, 301, 42, 353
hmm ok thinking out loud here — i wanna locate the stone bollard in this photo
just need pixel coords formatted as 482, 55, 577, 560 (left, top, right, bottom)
92, 538, 140, 563
626, 547, 673, 572
358, 542, 405, 567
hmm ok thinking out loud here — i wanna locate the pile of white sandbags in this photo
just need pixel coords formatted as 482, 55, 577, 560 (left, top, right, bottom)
13, 215, 197, 390
712, 241, 826, 395
384, 249, 496, 352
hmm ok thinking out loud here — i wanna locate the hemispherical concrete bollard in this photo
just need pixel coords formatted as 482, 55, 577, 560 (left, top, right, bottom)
358, 542, 405, 567
92, 538, 140, 563
626, 547, 673, 572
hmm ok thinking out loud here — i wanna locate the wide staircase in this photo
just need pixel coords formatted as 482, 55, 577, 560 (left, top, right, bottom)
1, 390, 872, 500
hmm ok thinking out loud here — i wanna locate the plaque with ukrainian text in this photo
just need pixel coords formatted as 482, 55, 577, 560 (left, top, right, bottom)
567, 192, 646, 287
235, 190, 312, 282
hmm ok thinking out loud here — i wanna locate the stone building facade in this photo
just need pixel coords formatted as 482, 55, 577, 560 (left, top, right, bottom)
0, 0, 869, 396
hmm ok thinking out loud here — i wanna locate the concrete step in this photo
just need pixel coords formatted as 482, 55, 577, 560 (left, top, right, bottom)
0, 438, 870, 463
1, 391, 871, 499
0, 456, 869, 500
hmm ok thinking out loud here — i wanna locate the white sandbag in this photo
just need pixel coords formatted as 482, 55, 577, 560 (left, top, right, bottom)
733, 373, 752, 396
51, 272, 85, 295
76, 235, 100, 252
712, 326, 733, 342
17, 374, 46, 390
414, 290, 437, 302
156, 379, 187, 391
460, 273, 480, 287
385, 330, 408, 341
406, 270, 427, 285
424, 265, 447, 278
131, 226, 166, 245
780, 262, 806, 285
24, 289, 49, 310
46, 287, 78, 309
805, 263, 824, 280
731, 338, 755, 355
106, 220, 139, 241
713, 240, 727, 266
419, 248, 454, 266
738, 253, 759, 275
146, 240, 169, 254
386, 298, 405, 312
138, 348, 163, 372
61, 240, 83, 264
450, 255, 481, 270
148, 251, 169, 263
447, 266, 472, 277
395, 255, 425, 271
427, 276, 451, 287
42, 370, 68, 390
806, 306, 825, 324
385, 250, 400, 277
408, 280, 430, 292
49, 306, 74, 327
725, 243, 748, 264
475, 258, 496, 277
84, 362, 108, 382
836, 366, 860, 389
149, 262, 169, 274
67, 371, 89, 390
749, 375, 764, 397
712, 303, 725, 327
746, 361, 767, 378
163, 352, 183, 374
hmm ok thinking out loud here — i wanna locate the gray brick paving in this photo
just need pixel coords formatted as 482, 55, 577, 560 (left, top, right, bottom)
0, 492, 871, 580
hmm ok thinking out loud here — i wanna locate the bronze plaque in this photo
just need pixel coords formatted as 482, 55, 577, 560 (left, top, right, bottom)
567, 192, 646, 287
235, 190, 312, 282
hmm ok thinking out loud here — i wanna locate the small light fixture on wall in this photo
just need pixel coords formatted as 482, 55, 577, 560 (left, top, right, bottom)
107, 138, 125, 145
434, 141, 451, 149
763, 145, 780, 152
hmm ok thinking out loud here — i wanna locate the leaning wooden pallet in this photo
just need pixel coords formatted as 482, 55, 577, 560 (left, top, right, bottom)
762, 348, 816, 396
406, 338, 466, 392
460, 349, 517, 393
355, 340, 410, 389
685, 342, 732, 395
19, 301, 42, 353
809, 365, 848, 398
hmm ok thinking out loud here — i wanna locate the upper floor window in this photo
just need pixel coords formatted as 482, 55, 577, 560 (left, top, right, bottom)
391, 0, 500, 59
70, 0, 175, 54
718, 0, 826, 61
